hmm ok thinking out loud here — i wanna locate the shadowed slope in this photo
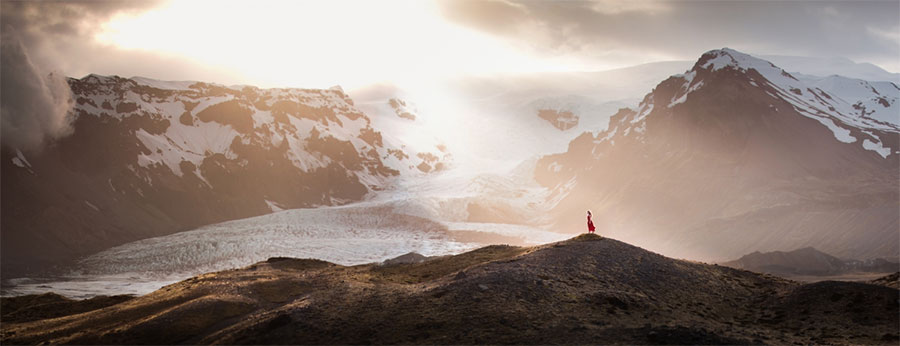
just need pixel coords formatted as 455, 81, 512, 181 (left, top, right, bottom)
2, 234, 897, 344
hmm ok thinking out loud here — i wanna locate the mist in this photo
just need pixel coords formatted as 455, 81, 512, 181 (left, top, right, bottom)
0, 31, 73, 152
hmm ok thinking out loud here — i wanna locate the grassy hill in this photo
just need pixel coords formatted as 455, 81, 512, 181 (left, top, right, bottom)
2, 234, 897, 344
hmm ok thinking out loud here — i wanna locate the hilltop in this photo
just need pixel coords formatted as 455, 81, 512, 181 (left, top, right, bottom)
2, 234, 897, 344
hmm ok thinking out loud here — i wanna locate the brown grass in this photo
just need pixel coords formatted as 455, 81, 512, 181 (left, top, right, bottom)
370, 245, 529, 284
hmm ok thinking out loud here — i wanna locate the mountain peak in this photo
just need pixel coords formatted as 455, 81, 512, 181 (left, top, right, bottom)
651, 48, 899, 156
694, 48, 795, 80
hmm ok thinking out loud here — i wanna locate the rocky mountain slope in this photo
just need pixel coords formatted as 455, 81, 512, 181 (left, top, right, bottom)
536, 48, 899, 262
1, 234, 897, 344
537, 108, 579, 130
723, 247, 899, 277
1, 75, 448, 276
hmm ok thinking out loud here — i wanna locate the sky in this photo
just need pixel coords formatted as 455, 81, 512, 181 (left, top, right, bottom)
2, 0, 898, 89
1, 0, 898, 151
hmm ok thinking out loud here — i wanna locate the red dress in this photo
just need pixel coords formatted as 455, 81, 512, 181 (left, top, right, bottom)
587, 215, 596, 233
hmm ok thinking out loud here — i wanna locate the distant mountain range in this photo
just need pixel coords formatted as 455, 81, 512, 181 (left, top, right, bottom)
722, 247, 899, 277
760, 54, 899, 83
536, 48, 898, 262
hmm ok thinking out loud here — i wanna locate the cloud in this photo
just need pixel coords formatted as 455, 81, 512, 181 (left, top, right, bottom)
0, 0, 234, 151
867, 25, 900, 46
438, 0, 900, 72
588, 0, 671, 15
439, 0, 532, 39
0, 1, 163, 65
0, 0, 161, 151
0, 31, 73, 151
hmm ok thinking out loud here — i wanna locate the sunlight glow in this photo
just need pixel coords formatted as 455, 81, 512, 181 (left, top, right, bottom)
95, 0, 579, 90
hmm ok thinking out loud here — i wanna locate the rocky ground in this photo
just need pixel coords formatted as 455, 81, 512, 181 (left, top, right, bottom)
2, 234, 898, 344
871, 272, 900, 289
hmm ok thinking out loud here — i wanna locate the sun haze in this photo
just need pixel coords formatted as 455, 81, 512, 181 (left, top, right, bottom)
94, 0, 582, 90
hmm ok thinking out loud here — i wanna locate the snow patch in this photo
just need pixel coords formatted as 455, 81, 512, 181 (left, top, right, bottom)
631, 103, 654, 124
84, 200, 100, 212
634, 122, 646, 134
134, 120, 240, 176
598, 126, 618, 143
11, 157, 25, 168
11, 149, 31, 168
809, 117, 856, 143
265, 200, 284, 212
251, 110, 274, 129
862, 138, 891, 158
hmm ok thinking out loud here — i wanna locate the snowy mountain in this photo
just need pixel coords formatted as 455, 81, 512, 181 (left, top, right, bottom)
0, 74, 449, 276
761, 54, 900, 83
347, 55, 895, 171
436, 62, 690, 164
536, 48, 899, 262
350, 92, 451, 174
448, 55, 898, 156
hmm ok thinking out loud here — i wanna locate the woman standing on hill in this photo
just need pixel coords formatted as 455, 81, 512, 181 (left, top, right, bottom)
586, 210, 596, 234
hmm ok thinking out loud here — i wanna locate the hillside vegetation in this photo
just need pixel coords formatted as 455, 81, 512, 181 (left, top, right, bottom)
2, 234, 897, 344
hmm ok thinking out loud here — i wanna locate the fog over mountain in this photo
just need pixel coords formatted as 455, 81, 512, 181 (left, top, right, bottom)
536, 48, 898, 262
1, 2, 898, 344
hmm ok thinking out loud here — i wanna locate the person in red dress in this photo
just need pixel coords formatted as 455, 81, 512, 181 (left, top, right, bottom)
586, 210, 596, 234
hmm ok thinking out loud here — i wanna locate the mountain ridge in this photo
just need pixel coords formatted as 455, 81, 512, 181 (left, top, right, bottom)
723, 246, 900, 277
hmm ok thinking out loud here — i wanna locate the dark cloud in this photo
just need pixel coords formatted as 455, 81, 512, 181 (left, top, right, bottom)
0, 0, 233, 151
438, 0, 900, 71
441, 0, 532, 38
3, 0, 243, 81
1, 1, 163, 66
0, 31, 73, 151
